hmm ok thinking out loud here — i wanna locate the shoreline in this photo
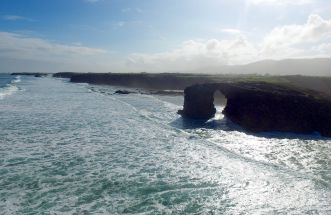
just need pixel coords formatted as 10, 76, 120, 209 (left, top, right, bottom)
9, 72, 331, 96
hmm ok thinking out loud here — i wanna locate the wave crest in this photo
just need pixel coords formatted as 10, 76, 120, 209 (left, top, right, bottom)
0, 76, 20, 99
12, 75, 21, 83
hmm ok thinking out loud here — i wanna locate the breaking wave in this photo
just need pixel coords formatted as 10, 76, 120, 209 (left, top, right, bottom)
0, 76, 20, 99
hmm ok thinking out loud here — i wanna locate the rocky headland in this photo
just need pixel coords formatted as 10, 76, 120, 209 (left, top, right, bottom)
11, 72, 49, 77
178, 82, 331, 137
51, 72, 331, 96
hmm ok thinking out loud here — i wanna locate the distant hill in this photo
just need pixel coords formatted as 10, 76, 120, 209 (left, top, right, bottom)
199, 58, 331, 76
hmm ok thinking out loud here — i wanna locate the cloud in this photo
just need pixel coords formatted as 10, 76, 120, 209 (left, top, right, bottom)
0, 32, 107, 60
121, 8, 143, 13
111, 20, 143, 28
2, 15, 33, 21
221, 28, 242, 35
312, 43, 331, 53
2, 14, 331, 73
248, 0, 313, 6
127, 37, 258, 71
0, 32, 124, 73
261, 14, 331, 55
115, 21, 126, 27
127, 14, 331, 72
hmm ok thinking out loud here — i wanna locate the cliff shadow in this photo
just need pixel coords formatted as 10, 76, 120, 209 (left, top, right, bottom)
251, 130, 330, 141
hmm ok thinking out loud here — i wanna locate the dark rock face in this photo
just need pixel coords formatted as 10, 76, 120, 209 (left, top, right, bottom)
178, 82, 331, 136
114, 90, 132, 95
67, 73, 235, 90
53, 72, 77, 79
177, 84, 216, 120
11, 72, 48, 77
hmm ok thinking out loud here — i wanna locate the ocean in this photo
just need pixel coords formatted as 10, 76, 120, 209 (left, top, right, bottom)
0, 74, 20, 100
0, 74, 330, 214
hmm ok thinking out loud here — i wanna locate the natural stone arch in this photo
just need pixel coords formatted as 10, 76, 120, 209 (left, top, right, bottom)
177, 82, 241, 120
178, 82, 331, 137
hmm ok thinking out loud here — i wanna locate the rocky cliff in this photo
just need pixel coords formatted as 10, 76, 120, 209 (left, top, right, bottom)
178, 82, 331, 136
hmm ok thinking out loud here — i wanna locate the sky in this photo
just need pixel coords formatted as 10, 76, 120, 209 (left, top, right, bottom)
0, 0, 331, 73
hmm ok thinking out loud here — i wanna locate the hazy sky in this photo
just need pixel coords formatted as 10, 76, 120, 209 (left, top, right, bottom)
1, 0, 331, 73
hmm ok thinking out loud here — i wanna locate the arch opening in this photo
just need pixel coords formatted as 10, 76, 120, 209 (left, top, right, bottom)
213, 90, 227, 120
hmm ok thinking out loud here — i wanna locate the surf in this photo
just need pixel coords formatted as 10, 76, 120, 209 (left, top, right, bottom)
0, 75, 20, 100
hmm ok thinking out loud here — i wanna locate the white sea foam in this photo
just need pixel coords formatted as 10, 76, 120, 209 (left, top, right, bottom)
0, 85, 18, 99
0, 76, 20, 99
12, 75, 21, 83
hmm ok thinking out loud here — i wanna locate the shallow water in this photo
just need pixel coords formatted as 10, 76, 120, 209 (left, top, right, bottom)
0, 76, 330, 214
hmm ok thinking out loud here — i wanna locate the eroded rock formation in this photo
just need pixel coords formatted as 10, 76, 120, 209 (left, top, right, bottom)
178, 82, 331, 136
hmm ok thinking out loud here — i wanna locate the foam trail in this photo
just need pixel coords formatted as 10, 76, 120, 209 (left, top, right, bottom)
0, 85, 18, 99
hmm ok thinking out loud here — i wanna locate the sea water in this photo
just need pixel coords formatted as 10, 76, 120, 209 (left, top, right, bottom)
0, 74, 20, 100
0, 75, 330, 214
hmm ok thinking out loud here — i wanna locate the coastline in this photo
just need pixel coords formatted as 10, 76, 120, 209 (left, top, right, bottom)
10, 72, 331, 96
52, 72, 331, 96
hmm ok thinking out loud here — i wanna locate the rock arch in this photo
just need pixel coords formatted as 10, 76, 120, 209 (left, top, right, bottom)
178, 82, 331, 137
